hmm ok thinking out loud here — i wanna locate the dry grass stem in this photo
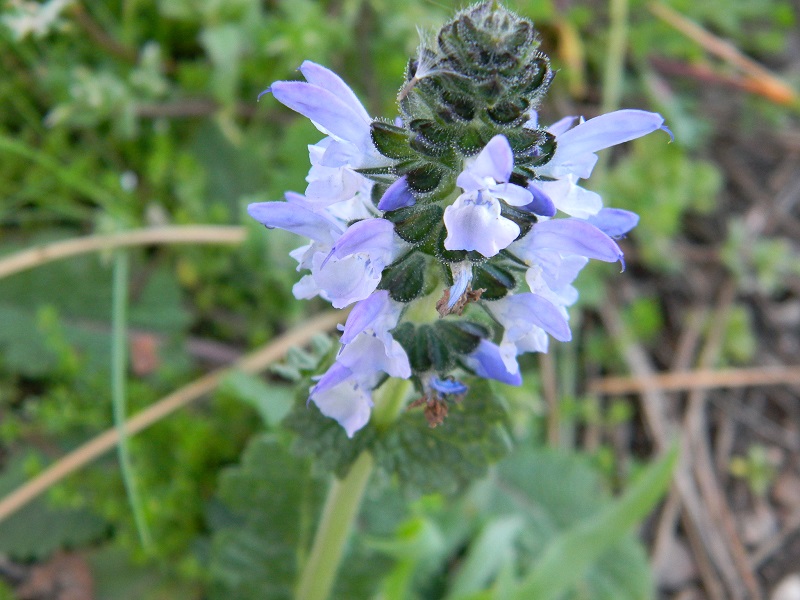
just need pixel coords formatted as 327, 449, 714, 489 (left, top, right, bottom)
0, 226, 247, 280
0, 310, 343, 526
649, 2, 797, 105
599, 298, 738, 599
589, 365, 800, 396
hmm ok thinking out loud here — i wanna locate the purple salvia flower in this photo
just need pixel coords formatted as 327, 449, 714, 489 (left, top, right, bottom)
462, 340, 522, 386
586, 208, 640, 238
488, 293, 571, 371
311, 323, 411, 437
340, 290, 403, 347
429, 376, 469, 396
528, 110, 671, 218
378, 176, 416, 211
444, 135, 533, 257
249, 4, 671, 436
513, 218, 623, 265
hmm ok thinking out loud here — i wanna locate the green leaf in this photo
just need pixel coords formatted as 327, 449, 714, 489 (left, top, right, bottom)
446, 515, 525, 599
371, 121, 414, 160
219, 371, 294, 426
0, 453, 107, 559
285, 378, 512, 495
208, 435, 324, 600
386, 204, 444, 244
379, 252, 427, 303
208, 434, 389, 600
88, 546, 201, 600
511, 446, 678, 599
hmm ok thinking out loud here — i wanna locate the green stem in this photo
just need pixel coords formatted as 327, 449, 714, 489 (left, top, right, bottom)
595, 0, 630, 183
295, 379, 410, 600
111, 250, 152, 549
372, 377, 412, 427
602, 0, 629, 115
295, 451, 375, 600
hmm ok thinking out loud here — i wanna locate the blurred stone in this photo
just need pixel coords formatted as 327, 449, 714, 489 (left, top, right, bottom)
130, 332, 160, 376
773, 471, 800, 510
742, 502, 779, 546
771, 574, 800, 600
15, 552, 93, 600
655, 537, 698, 591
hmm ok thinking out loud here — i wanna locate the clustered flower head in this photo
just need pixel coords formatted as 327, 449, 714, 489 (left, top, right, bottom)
249, 1, 671, 437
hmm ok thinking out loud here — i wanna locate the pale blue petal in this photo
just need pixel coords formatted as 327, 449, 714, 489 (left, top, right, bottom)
247, 201, 336, 244
443, 192, 520, 257
547, 115, 577, 136
523, 182, 557, 216
586, 208, 639, 237
340, 290, 390, 344
338, 334, 411, 380
517, 293, 572, 342
467, 340, 522, 386
554, 110, 667, 164
270, 81, 369, 144
330, 218, 396, 261
312, 254, 381, 308
538, 177, 603, 218
312, 361, 353, 395
299, 60, 371, 123
310, 378, 372, 438
378, 176, 416, 211
469, 135, 514, 182
530, 219, 622, 263
447, 261, 473, 310
430, 377, 468, 396
489, 181, 533, 207
456, 170, 486, 193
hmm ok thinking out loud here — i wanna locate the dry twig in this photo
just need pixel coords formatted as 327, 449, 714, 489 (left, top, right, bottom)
648, 2, 797, 105
589, 365, 800, 396
0, 226, 247, 280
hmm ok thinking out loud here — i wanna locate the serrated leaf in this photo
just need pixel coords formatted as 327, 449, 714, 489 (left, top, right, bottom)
386, 204, 444, 244
0, 453, 107, 559
208, 435, 324, 600
208, 434, 389, 600
433, 320, 488, 355
473, 262, 517, 300
285, 378, 511, 495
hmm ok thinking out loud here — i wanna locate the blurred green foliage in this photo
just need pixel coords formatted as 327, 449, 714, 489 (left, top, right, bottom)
0, 0, 795, 597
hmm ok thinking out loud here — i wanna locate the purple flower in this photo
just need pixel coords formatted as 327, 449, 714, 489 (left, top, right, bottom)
339, 290, 403, 347
488, 293, 571, 370
249, 194, 404, 308
311, 293, 411, 437
378, 176, 416, 211
429, 376, 469, 396
444, 135, 533, 257
264, 62, 388, 209
530, 110, 671, 218
586, 208, 640, 238
265, 61, 373, 159
462, 340, 522, 386
248, 34, 670, 437
512, 218, 623, 266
